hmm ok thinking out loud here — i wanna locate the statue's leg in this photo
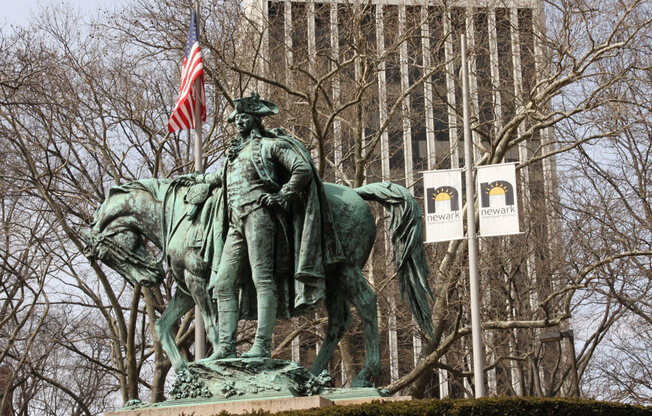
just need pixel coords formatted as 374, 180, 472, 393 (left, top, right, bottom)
343, 266, 379, 387
241, 210, 277, 359
212, 226, 246, 359
183, 268, 220, 360
310, 277, 352, 376
155, 289, 195, 371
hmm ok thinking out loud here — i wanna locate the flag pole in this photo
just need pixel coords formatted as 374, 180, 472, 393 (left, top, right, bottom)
461, 33, 485, 397
193, 0, 206, 361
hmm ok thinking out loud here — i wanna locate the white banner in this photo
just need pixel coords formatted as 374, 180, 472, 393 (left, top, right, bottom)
477, 163, 520, 237
423, 169, 464, 242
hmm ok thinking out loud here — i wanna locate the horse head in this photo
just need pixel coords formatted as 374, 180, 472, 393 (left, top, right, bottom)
83, 225, 165, 287
83, 181, 167, 287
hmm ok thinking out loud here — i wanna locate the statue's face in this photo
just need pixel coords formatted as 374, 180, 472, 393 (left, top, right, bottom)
235, 113, 256, 136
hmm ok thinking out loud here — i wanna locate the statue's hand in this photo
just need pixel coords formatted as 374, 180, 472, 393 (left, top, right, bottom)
176, 172, 199, 186
203, 171, 222, 187
258, 192, 289, 211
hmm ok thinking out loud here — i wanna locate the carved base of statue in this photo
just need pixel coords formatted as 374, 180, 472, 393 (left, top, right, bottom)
110, 359, 403, 416
169, 358, 333, 400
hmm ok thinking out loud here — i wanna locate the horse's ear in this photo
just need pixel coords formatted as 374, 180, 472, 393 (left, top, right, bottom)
107, 181, 151, 198
107, 184, 131, 197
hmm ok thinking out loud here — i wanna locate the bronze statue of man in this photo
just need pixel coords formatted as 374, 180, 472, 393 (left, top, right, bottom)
190, 94, 343, 359
85, 93, 433, 386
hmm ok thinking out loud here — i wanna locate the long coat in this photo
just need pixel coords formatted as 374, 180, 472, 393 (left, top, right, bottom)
199, 128, 344, 319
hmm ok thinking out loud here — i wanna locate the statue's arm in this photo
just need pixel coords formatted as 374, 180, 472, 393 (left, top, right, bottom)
258, 141, 311, 210
273, 141, 311, 201
176, 171, 223, 187
200, 171, 223, 187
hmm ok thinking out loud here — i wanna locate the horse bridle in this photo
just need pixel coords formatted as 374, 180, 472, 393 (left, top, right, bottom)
85, 178, 192, 281
84, 226, 164, 278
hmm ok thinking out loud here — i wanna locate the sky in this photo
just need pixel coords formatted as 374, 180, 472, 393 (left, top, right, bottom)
1, 0, 125, 29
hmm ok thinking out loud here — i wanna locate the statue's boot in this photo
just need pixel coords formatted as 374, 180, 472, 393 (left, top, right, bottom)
212, 299, 238, 359
242, 297, 277, 358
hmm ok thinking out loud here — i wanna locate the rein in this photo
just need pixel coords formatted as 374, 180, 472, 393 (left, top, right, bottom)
86, 226, 163, 275
86, 179, 195, 282
87, 179, 187, 275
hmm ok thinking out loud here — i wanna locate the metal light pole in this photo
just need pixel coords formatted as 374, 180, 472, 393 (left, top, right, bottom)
193, 0, 206, 361
461, 33, 485, 398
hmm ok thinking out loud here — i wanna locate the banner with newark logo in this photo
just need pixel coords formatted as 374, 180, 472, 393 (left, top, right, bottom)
477, 163, 520, 237
423, 169, 464, 242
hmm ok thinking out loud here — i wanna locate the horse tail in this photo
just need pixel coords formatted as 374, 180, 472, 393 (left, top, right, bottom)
355, 182, 434, 339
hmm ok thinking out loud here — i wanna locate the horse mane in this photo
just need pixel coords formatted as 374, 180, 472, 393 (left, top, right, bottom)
91, 179, 173, 231
108, 179, 169, 200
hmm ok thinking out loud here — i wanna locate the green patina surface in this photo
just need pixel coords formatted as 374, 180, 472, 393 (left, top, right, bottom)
84, 94, 433, 400
118, 358, 390, 412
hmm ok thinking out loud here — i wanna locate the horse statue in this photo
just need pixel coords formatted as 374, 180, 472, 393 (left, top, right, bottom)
83, 177, 433, 387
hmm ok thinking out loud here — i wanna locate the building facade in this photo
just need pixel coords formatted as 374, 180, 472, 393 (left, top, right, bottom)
240, 0, 559, 397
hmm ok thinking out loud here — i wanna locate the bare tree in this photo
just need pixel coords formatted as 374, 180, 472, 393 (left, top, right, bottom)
558, 55, 652, 402
0, 3, 227, 411
1, 0, 650, 411
209, 0, 652, 398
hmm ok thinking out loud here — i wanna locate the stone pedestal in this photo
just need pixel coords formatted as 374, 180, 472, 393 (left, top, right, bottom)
107, 392, 411, 416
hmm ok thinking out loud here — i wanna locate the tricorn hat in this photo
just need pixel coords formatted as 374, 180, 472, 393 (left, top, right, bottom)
227, 93, 279, 122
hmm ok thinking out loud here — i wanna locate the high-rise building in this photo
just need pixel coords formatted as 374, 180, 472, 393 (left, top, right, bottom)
240, 0, 559, 397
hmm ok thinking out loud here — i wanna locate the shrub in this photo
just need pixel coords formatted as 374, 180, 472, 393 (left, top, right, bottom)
208, 397, 652, 416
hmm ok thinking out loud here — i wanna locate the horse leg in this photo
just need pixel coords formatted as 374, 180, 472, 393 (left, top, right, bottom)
184, 269, 220, 360
310, 280, 352, 377
155, 289, 195, 371
342, 266, 380, 388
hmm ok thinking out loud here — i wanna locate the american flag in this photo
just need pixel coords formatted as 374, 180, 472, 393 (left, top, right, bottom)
168, 10, 205, 133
